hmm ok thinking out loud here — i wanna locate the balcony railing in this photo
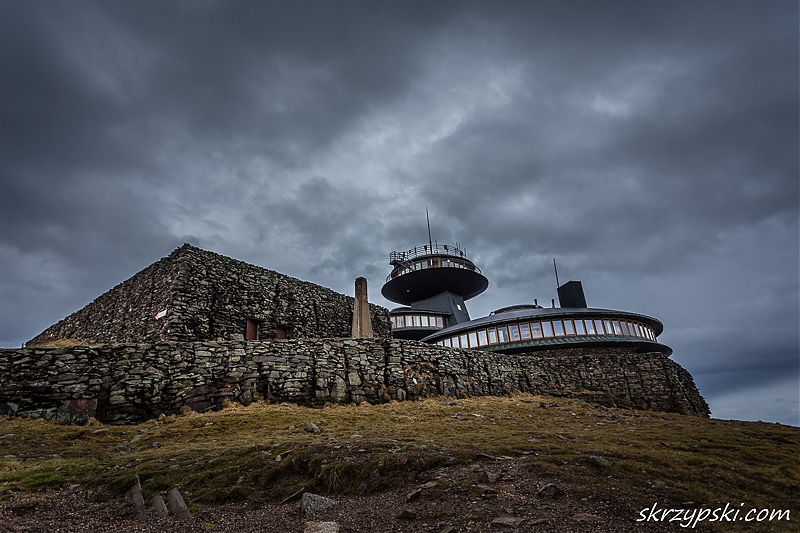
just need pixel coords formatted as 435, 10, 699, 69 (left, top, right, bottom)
386, 245, 481, 282
389, 243, 469, 265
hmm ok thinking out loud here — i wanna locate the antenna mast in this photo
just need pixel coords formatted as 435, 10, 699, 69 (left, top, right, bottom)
553, 258, 560, 288
426, 205, 433, 252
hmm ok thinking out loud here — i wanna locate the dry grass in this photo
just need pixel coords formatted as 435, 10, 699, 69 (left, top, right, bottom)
25, 338, 96, 348
0, 394, 798, 517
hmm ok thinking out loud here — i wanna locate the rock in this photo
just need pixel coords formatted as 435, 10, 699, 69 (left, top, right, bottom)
485, 469, 500, 483
491, 516, 522, 528
301, 493, 337, 515
397, 509, 417, 519
304, 522, 340, 533
167, 487, 192, 520
124, 475, 145, 520
151, 494, 169, 517
304, 422, 321, 434
571, 512, 602, 522
535, 483, 562, 499
588, 455, 612, 468
405, 488, 422, 502
477, 484, 498, 495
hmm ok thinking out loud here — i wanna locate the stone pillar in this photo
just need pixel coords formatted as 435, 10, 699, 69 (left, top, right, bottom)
351, 277, 374, 338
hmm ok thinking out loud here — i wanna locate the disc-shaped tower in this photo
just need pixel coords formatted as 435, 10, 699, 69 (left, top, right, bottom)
381, 243, 488, 340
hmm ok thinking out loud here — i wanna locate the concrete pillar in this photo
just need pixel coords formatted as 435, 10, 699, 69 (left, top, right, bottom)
351, 277, 374, 338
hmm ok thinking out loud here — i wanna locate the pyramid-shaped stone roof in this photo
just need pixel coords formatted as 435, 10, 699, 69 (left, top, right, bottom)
28, 244, 389, 346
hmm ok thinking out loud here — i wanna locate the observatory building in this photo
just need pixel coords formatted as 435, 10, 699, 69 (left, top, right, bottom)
382, 242, 671, 356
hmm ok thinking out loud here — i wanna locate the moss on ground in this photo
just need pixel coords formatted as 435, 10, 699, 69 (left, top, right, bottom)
0, 394, 797, 518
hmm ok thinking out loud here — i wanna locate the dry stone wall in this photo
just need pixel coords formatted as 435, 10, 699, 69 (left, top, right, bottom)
0, 340, 709, 424
28, 244, 391, 346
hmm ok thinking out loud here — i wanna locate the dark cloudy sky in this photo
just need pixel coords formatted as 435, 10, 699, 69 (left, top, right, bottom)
1, 1, 797, 425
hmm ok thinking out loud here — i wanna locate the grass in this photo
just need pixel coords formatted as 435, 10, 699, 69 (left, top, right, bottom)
0, 394, 798, 516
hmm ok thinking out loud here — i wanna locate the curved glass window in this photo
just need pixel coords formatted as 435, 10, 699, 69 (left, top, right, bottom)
468, 331, 478, 347
497, 326, 509, 343
391, 313, 446, 330
427, 315, 659, 350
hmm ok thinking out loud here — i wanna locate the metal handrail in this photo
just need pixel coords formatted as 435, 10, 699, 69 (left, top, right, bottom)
385, 252, 482, 282
389, 243, 468, 265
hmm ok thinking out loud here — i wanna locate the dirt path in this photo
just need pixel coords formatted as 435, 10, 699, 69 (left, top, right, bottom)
1, 458, 685, 533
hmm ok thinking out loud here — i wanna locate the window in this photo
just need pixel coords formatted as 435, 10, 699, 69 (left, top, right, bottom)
542, 321, 553, 337
459, 334, 468, 348
496, 326, 509, 343
397, 316, 405, 328
603, 320, 613, 335
478, 329, 488, 346
444, 337, 451, 347
436, 316, 444, 328
530, 321, 542, 338
520, 322, 531, 339
413, 315, 421, 327
421, 315, 429, 327
575, 319, 586, 335
564, 319, 575, 335
594, 319, 605, 334
612, 320, 622, 335
468, 331, 478, 347
508, 324, 520, 341
553, 320, 564, 336
487, 327, 498, 344
620, 321, 630, 336
585, 319, 596, 335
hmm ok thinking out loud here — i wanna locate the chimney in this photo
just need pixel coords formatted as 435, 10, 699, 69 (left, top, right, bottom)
557, 281, 588, 308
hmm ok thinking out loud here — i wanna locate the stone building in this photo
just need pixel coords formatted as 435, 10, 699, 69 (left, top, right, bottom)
4, 241, 709, 425
28, 244, 391, 346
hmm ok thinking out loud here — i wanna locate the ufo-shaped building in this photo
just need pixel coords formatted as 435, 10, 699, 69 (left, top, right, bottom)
382, 242, 671, 356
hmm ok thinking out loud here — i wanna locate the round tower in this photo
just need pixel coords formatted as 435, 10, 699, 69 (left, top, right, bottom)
381, 243, 488, 340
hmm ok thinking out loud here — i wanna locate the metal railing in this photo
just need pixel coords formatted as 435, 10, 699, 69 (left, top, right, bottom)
386, 243, 481, 282
389, 243, 468, 265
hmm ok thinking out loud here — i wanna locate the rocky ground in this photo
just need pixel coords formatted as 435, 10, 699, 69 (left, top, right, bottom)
2, 457, 689, 533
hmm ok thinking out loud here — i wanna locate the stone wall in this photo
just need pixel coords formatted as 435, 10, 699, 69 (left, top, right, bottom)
0, 340, 709, 424
28, 244, 391, 346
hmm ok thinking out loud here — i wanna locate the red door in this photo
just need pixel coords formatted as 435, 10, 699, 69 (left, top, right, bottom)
245, 319, 259, 340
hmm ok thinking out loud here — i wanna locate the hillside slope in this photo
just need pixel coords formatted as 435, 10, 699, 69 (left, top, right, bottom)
0, 394, 797, 532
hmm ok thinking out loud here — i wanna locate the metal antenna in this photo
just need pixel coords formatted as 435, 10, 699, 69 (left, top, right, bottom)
553, 258, 560, 288
426, 205, 433, 252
